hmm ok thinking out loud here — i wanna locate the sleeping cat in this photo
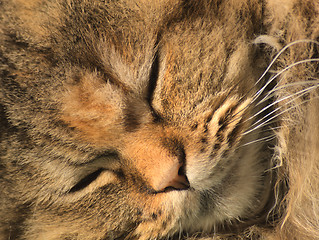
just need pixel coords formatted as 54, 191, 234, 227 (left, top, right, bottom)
1, 0, 319, 239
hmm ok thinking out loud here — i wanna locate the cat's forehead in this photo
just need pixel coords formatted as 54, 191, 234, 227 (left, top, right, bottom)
58, 0, 258, 125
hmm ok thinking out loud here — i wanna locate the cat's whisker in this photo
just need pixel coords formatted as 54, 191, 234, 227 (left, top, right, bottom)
228, 82, 318, 127
243, 110, 288, 137
245, 84, 319, 128
243, 97, 317, 136
254, 85, 318, 128
259, 124, 287, 133
238, 39, 319, 104
254, 40, 319, 85
231, 43, 319, 122
245, 124, 282, 139
228, 76, 319, 127
251, 58, 319, 104
237, 134, 277, 149
255, 80, 319, 107
244, 118, 298, 142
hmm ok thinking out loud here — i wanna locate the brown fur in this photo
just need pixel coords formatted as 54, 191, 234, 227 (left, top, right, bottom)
1, 0, 319, 239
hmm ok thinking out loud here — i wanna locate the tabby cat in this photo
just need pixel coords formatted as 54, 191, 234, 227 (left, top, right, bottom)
1, 0, 319, 239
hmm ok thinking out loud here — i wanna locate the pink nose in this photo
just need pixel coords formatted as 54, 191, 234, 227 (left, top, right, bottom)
164, 172, 190, 191
122, 128, 190, 193
153, 162, 190, 192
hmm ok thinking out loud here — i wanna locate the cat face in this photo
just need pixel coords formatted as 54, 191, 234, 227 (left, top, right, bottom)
1, 0, 276, 239
55, 1, 273, 238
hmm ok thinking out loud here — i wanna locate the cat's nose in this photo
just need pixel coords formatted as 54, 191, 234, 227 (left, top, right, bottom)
122, 128, 190, 193
163, 171, 190, 191
154, 162, 190, 192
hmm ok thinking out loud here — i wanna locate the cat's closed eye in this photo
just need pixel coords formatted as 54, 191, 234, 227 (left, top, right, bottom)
67, 152, 122, 196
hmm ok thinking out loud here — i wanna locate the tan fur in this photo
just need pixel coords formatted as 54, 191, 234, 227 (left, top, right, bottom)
1, 0, 319, 239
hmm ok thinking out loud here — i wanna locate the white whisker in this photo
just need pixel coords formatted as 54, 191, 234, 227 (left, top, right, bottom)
253, 39, 319, 88
243, 97, 316, 136
228, 74, 319, 127
256, 80, 319, 106
231, 40, 319, 123
259, 125, 286, 133
238, 134, 276, 149
229, 82, 318, 128
178, 222, 182, 240
246, 85, 319, 128
251, 58, 319, 104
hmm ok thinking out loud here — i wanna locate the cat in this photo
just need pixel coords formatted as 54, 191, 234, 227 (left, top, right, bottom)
1, 0, 319, 239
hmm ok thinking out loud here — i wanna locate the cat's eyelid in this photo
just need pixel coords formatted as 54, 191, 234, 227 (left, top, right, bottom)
68, 168, 105, 193
71, 151, 120, 167
87, 152, 121, 170
67, 168, 119, 196
147, 49, 160, 104
67, 152, 122, 195
94, 158, 121, 170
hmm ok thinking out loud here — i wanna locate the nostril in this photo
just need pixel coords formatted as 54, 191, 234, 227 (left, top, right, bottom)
154, 162, 190, 192
178, 164, 186, 176
163, 166, 190, 191
167, 172, 190, 191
